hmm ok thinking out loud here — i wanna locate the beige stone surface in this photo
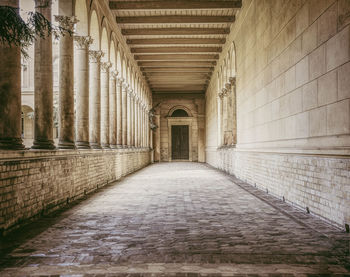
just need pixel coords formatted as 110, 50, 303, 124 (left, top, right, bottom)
338, 61, 350, 100
317, 70, 338, 106
327, 99, 350, 135
302, 80, 318, 111
205, 0, 350, 227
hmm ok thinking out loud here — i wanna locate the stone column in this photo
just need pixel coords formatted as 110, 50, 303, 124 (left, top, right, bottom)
32, 0, 55, 149
100, 61, 111, 149
142, 104, 146, 147
0, 0, 25, 150
217, 92, 224, 147
146, 106, 149, 148
74, 36, 92, 149
89, 50, 103, 149
55, 15, 77, 149
128, 89, 134, 147
136, 99, 140, 148
122, 83, 128, 147
109, 71, 118, 148
116, 78, 123, 147
230, 77, 237, 145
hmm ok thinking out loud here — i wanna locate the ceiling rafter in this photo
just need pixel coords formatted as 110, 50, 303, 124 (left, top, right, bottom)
122, 28, 230, 36
116, 16, 235, 24
110, 1, 242, 10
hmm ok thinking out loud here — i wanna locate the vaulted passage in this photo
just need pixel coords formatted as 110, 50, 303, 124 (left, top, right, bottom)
1, 163, 349, 275
1, 0, 350, 275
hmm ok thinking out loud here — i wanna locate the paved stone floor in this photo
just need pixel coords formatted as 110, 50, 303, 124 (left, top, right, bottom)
0, 162, 349, 276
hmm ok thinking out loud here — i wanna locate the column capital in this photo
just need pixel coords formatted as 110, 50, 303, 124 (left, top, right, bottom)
225, 82, 232, 91
117, 77, 124, 85
110, 70, 118, 80
128, 88, 134, 96
122, 83, 129, 91
218, 91, 224, 99
221, 87, 228, 97
74, 35, 93, 49
89, 50, 104, 63
101, 61, 112, 72
54, 15, 78, 32
229, 76, 236, 86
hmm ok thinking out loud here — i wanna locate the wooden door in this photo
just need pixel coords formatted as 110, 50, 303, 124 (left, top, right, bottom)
171, 125, 189, 160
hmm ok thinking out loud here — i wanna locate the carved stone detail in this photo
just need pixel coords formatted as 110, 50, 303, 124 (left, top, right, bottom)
101, 62, 112, 72
54, 15, 78, 32
88, 50, 103, 63
74, 36, 93, 49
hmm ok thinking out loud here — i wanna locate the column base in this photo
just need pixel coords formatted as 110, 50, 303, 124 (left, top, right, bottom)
76, 141, 91, 149
110, 144, 118, 149
0, 137, 25, 150
58, 140, 76, 150
116, 145, 123, 149
31, 139, 56, 150
101, 143, 111, 149
89, 142, 102, 149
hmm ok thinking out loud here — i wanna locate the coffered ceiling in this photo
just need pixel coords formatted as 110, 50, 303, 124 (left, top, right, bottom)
109, 0, 241, 94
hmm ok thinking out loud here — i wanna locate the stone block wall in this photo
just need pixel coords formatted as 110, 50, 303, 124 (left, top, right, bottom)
205, 0, 350, 228
0, 149, 151, 235
210, 148, 350, 227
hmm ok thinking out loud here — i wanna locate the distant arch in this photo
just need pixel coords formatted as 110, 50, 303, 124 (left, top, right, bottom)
167, 106, 193, 117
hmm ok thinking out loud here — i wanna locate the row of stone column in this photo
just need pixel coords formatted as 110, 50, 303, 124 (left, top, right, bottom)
0, 0, 151, 150
218, 77, 237, 146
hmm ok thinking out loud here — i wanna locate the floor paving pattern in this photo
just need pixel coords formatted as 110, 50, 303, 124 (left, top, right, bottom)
0, 162, 349, 276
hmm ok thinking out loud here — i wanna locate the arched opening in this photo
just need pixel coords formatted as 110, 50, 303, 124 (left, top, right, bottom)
101, 27, 109, 62
75, 0, 88, 35
89, 10, 100, 50
117, 49, 122, 77
171, 109, 189, 117
110, 39, 116, 71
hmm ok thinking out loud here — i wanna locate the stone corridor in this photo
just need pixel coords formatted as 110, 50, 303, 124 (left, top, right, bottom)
0, 162, 349, 276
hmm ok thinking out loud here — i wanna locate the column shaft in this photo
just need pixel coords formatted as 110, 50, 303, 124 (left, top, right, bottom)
89, 50, 103, 149
56, 16, 77, 149
0, 0, 24, 150
109, 71, 117, 148
101, 62, 111, 149
32, 0, 55, 149
129, 89, 134, 146
74, 36, 92, 149
122, 84, 128, 147
116, 79, 123, 146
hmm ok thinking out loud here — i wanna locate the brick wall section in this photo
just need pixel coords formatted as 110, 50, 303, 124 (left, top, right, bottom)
207, 148, 349, 228
205, 0, 350, 228
0, 149, 151, 235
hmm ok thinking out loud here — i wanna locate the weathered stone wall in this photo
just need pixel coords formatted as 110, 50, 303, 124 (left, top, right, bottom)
153, 94, 205, 162
205, 0, 350, 228
0, 149, 151, 235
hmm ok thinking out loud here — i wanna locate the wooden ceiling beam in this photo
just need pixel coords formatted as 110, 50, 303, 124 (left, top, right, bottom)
110, 1, 242, 10
141, 67, 214, 72
150, 85, 207, 90
116, 16, 235, 24
144, 72, 211, 77
122, 28, 230, 36
138, 61, 216, 67
127, 38, 225, 45
145, 74, 210, 81
148, 81, 209, 84
131, 47, 222, 54
134, 54, 219, 60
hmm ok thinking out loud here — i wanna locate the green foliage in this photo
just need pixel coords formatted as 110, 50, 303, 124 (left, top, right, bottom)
0, 5, 72, 58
